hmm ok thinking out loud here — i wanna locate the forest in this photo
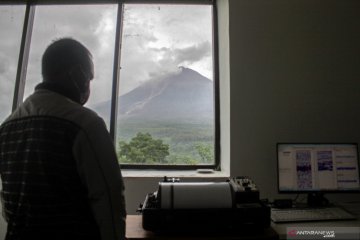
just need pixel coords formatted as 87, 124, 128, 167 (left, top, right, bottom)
116, 119, 214, 165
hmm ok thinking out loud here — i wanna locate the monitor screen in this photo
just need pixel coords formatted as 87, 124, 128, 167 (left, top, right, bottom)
277, 143, 360, 193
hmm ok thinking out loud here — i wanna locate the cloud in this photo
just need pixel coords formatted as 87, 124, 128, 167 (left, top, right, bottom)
175, 41, 212, 64
158, 41, 211, 66
0, 56, 8, 74
21, 4, 118, 108
139, 41, 211, 85
0, 5, 25, 121
0, 3, 213, 117
118, 4, 213, 95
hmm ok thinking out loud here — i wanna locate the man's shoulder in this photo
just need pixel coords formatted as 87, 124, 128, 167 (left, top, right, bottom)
4, 89, 105, 131
68, 105, 106, 131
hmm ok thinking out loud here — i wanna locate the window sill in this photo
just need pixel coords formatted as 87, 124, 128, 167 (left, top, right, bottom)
122, 169, 229, 180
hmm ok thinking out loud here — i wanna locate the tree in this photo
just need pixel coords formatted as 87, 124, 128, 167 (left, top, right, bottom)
166, 154, 199, 165
194, 143, 213, 163
118, 132, 169, 164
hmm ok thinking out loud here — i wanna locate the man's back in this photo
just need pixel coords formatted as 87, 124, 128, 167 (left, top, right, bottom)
0, 91, 101, 239
0, 38, 126, 240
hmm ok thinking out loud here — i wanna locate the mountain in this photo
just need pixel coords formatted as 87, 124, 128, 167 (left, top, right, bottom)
93, 67, 214, 122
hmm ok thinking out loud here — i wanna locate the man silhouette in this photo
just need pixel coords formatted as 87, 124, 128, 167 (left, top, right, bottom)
0, 38, 126, 240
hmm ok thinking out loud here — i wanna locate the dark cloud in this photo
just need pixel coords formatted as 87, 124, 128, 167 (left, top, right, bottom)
173, 41, 211, 65
119, 4, 213, 95
139, 41, 211, 86
0, 3, 213, 111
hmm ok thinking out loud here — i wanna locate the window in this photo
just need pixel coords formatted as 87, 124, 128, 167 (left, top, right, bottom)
0, 1, 219, 170
24, 4, 117, 128
0, 5, 25, 122
117, 3, 216, 167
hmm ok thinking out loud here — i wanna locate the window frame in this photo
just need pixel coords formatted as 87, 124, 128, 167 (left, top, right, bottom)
1, 0, 220, 170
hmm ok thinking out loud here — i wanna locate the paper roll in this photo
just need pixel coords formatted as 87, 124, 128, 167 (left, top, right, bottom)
159, 182, 233, 209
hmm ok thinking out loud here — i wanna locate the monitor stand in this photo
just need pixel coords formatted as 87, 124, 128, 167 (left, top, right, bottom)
307, 193, 330, 207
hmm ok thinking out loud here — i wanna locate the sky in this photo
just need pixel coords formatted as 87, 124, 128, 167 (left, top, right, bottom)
0, 5, 25, 121
0, 3, 213, 122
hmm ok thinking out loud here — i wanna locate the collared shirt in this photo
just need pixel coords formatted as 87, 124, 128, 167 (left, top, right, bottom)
0, 88, 126, 240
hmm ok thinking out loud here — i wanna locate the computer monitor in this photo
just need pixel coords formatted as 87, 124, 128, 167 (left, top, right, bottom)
277, 143, 360, 206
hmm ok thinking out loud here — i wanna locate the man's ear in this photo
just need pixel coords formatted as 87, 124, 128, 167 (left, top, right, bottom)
68, 66, 88, 92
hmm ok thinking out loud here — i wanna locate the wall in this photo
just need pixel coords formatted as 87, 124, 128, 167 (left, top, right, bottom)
229, 0, 360, 201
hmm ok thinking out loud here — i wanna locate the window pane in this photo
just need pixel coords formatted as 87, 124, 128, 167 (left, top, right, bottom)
117, 4, 214, 165
0, 5, 25, 122
24, 4, 117, 128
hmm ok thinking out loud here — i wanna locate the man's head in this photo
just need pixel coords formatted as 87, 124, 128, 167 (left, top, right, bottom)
42, 38, 94, 105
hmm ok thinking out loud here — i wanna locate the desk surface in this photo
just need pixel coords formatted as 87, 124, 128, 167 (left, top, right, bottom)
126, 215, 279, 240
271, 201, 360, 239
127, 201, 360, 240
272, 218, 360, 239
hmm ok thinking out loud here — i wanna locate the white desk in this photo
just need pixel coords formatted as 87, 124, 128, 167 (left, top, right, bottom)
272, 219, 360, 239
271, 202, 360, 239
